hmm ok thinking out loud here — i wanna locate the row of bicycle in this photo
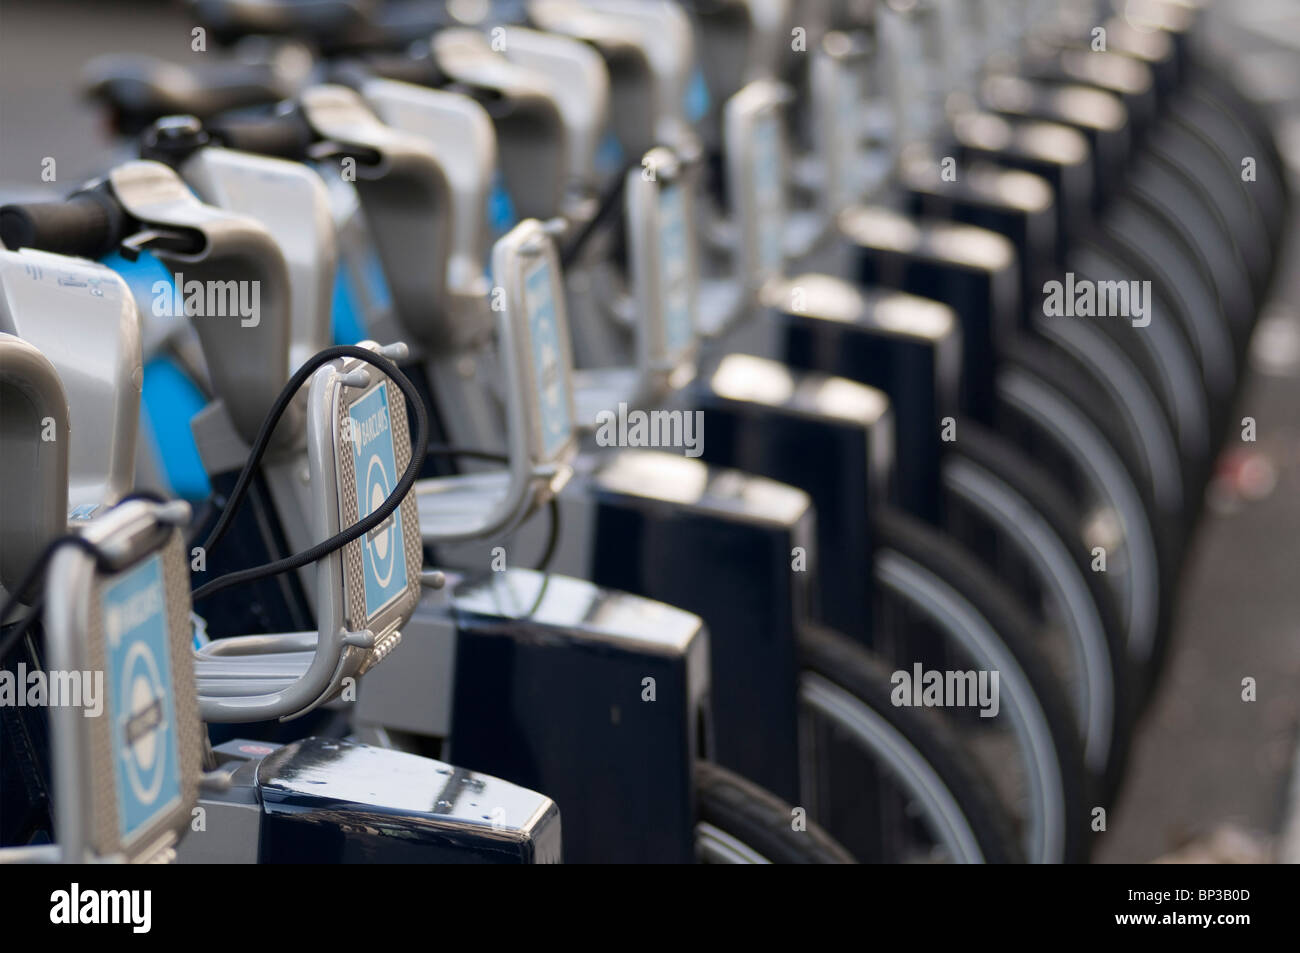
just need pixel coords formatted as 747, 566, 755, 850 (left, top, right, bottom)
0, 0, 1289, 862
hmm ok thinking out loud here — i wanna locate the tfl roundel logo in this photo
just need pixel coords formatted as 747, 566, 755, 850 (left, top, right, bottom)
347, 382, 407, 619
102, 554, 182, 842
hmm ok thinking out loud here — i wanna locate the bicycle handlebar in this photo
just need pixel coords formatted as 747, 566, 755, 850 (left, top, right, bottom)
206, 107, 320, 160
84, 55, 290, 134
332, 50, 447, 90
190, 0, 376, 44
0, 187, 130, 259
188, 0, 453, 53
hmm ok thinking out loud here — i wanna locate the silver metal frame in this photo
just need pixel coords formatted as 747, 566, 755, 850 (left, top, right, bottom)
108, 160, 297, 451
572, 0, 700, 153
298, 85, 462, 356
0, 334, 68, 600
178, 144, 343, 600
194, 342, 421, 722
415, 220, 577, 545
723, 80, 790, 322
180, 147, 337, 373
360, 79, 497, 305
0, 248, 141, 511
431, 29, 569, 221
626, 147, 700, 393
498, 27, 611, 194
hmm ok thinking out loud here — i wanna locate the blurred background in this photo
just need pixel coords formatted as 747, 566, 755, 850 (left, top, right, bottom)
1, 0, 1298, 862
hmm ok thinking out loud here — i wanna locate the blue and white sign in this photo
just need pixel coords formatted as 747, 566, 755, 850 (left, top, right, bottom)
751, 112, 786, 279
657, 182, 695, 360
348, 381, 408, 620
102, 554, 182, 845
523, 257, 572, 460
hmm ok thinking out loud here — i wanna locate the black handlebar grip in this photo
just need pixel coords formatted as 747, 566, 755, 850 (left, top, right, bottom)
350, 50, 447, 88
207, 108, 318, 160
0, 189, 130, 259
190, 0, 372, 44
84, 56, 289, 135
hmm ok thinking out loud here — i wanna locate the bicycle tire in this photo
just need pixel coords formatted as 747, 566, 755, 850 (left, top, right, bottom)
944, 420, 1133, 798
873, 507, 1091, 863
797, 623, 1024, 863
694, 761, 855, 864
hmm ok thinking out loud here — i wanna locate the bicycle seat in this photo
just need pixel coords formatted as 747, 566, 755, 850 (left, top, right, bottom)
84, 55, 291, 135
416, 219, 577, 543
195, 344, 423, 721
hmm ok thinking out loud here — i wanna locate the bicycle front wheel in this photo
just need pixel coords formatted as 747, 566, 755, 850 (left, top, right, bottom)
694, 761, 855, 864
797, 624, 1024, 863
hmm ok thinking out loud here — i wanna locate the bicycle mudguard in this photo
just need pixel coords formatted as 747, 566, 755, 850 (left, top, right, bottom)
691, 353, 893, 645
901, 161, 1059, 319
1100, 194, 1237, 418
1124, 154, 1256, 357
541, 450, 814, 806
913, 96, 1228, 445
1158, 102, 1275, 288
443, 568, 711, 864
979, 74, 1134, 205
765, 277, 1129, 782
837, 206, 1018, 427
771, 276, 959, 527
1065, 240, 1213, 499
974, 74, 1258, 384
950, 112, 1095, 253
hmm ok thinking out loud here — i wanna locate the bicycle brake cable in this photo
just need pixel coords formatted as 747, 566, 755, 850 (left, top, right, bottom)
191, 345, 429, 603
